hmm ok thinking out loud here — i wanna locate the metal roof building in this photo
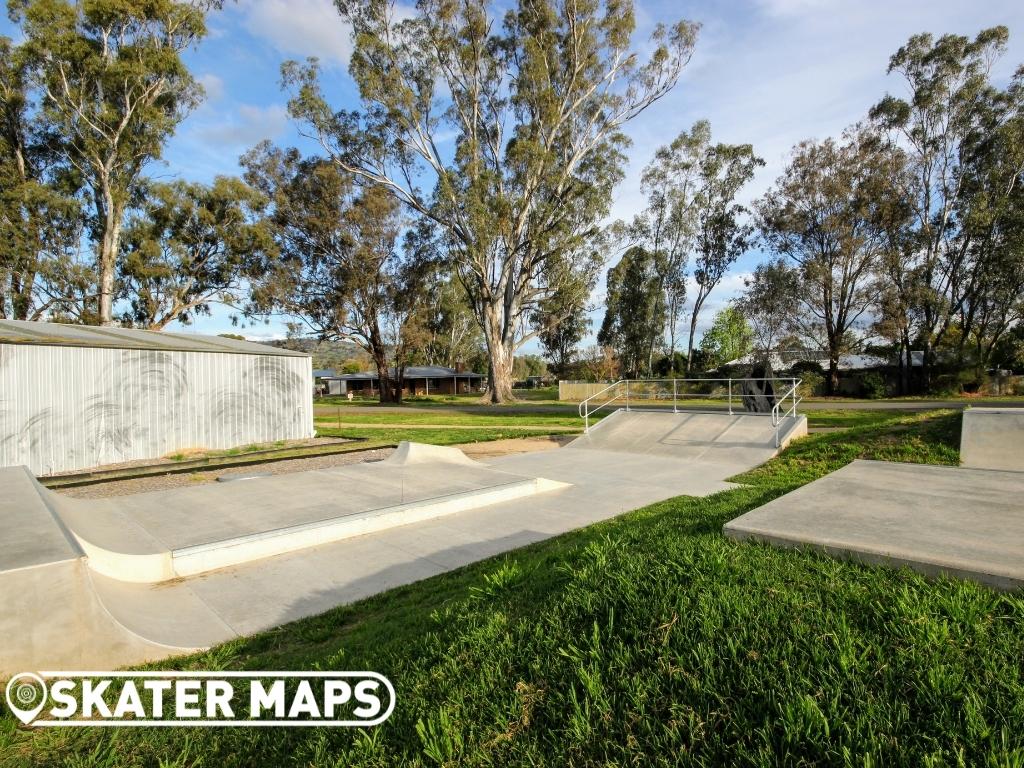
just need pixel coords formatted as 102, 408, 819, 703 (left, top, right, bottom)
324, 366, 484, 396
0, 320, 313, 475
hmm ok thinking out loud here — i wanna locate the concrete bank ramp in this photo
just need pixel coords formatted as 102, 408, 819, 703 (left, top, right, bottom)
489, 409, 808, 501
960, 407, 1024, 472
3, 414, 809, 675
570, 409, 806, 461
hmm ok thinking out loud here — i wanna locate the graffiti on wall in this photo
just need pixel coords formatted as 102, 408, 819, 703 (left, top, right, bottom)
0, 346, 311, 475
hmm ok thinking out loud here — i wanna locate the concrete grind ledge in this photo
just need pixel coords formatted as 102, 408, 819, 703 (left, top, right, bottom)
170, 475, 569, 579
724, 460, 1024, 590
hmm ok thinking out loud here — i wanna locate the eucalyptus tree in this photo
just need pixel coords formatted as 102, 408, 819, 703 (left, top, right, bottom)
13, 0, 218, 325
756, 128, 895, 394
631, 123, 704, 363
699, 306, 753, 368
119, 177, 273, 329
597, 246, 664, 377
869, 26, 1018, 386
242, 143, 424, 404
954, 72, 1024, 371
736, 258, 801, 361
0, 35, 84, 320
282, 0, 699, 402
678, 126, 762, 372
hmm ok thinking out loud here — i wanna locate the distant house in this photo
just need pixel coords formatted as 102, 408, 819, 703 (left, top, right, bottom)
312, 369, 336, 379
723, 350, 924, 371
323, 366, 484, 396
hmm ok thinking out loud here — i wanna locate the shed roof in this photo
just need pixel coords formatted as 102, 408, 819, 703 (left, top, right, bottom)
0, 319, 309, 357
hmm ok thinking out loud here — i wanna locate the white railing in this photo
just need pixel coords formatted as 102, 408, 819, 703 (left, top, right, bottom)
577, 377, 802, 447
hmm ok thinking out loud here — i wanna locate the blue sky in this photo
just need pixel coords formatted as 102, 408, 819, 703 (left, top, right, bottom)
9, 0, 1024, 348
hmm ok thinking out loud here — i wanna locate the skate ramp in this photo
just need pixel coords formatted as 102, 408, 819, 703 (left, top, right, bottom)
42, 442, 568, 583
569, 409, 806, 462
2, 412, 810, 675
960, 408, 1024, 472
491, 409, 807, 500
0, 444, 569, 675
724, 460, 1024, 590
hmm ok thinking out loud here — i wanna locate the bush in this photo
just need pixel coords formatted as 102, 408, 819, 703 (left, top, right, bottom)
860, 371, 887, 399
795, 371, 825, 398
790, 359, 825, 376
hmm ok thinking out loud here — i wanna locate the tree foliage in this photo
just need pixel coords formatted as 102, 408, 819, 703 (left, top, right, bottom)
699, 306, 753, 368
281, 0, 698, 401
12, 0, 213, 324
119, 177, 272, 329
597, 245, 664, 377
757, 127, 896, 393
242, 142, 426, 403
869, 26, 1021, 383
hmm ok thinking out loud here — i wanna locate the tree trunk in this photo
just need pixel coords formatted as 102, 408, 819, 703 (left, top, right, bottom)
685, 311, 699, 374
97, 187, 122, 326
828, 353, 840, 396
372, 351, 398, 404
481, 304, 514, 403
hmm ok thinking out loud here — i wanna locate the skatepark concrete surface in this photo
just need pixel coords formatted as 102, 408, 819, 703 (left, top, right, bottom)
0, 410, 806, 674
959, 407, 1024, 472
724, 460, 1024, 589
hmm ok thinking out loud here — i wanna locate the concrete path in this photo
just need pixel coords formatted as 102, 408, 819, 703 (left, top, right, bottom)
725, 460, 1024, 590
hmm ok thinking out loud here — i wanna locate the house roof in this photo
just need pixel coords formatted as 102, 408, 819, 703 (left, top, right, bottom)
0, 319, 309, 358
312, 369, 336, 378
329, 366, 483, 380
723, 350, 923, 370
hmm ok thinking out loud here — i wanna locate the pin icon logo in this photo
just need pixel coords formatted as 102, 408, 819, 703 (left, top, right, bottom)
5, 673, 48, 725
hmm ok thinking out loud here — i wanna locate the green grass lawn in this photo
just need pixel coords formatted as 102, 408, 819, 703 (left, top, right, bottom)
5, 410, 1023, 766
315, 426, 577, 446
312, 411, 590, 428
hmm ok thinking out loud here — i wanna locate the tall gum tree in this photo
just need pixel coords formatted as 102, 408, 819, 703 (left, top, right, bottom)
869, 26, 1017, 387
282, 0, 699, 402
756, 128, 896, 395
14, 0, 215, 325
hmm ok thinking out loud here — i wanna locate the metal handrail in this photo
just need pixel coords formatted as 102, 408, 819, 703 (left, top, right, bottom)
577, 377, 803, 440
770, 379, 803, 447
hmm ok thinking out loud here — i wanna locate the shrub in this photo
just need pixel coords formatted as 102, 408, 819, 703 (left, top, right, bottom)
795, 371, 825, 398
860, 371, 887, 399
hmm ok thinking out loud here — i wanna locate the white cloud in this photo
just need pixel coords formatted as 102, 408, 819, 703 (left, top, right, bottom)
239, 0, 353, 66
196, 104, 289, 148
198, 73, 225, 102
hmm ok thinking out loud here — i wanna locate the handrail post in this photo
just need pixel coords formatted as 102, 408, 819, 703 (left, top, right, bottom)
625, 380, 630, 411
728, 379, 733, 415
673, 378, 677, 414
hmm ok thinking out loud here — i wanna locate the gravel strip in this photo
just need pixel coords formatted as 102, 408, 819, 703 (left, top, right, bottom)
60, 448, 394, 499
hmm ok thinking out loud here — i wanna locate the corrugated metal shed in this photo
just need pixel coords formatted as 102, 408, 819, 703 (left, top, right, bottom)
0, 321, 313, 475
0, 319, 307, 357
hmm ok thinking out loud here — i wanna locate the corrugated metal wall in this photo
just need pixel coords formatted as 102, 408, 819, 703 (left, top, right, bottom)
0, 344, 313, 475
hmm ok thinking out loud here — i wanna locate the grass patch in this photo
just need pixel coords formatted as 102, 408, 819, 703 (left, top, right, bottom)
312, 411, 590, 428
315, 426, 574, 446
5, 411, 1023, 767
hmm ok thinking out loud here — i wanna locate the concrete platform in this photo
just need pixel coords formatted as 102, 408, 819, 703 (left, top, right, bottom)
11, 443, 567, 584
960, 407, 1024, 472
1, 411, 808, 674
724, 460, 1024, 590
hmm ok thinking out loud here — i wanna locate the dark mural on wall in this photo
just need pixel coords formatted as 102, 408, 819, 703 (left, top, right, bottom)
0, 345, 312, 475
